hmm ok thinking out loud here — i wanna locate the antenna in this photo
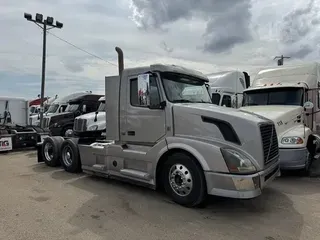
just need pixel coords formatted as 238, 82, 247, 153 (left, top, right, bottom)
274, 55, 290, 66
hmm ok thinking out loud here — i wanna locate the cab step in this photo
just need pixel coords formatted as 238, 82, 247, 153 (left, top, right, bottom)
120, 169, 150, 180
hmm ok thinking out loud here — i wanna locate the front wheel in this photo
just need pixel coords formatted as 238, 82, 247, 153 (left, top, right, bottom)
60, 138, 82, 173
162, 152, 207, 207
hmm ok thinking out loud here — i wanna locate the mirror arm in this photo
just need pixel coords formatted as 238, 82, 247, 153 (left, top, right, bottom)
306, 110, 320, 116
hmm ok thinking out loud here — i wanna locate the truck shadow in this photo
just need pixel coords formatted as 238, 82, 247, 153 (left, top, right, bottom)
66, 175, 303, 240
51, 169, 84, 180
31, 163, 59, 173
273, 174, 320, 196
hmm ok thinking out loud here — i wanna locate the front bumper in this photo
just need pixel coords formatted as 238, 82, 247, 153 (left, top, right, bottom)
279, 147, 308, 170
205, 160, 280, 199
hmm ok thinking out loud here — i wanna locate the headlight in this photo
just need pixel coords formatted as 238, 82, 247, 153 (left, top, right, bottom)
88, 125, 98, 131
281, 136, 303, 144
220, 148, 256, 174
53, 123, 59, 127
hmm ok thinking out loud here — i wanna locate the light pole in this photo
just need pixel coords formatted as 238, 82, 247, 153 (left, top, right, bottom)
24, 13, 63, 128
274, 55, 290, 66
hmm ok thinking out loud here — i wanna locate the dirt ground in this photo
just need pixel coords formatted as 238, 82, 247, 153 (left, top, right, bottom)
0, 150, 320, 240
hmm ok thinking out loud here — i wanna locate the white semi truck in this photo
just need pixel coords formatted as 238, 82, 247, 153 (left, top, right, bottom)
37, 47, 280, 207
207, 71, 250, 108
0, 97, 49, 152
30, 92, 91, 126
241, 62, 320, 172
72, 96, 106, 138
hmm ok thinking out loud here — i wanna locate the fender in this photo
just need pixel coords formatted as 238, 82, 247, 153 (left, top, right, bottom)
166, 142, 210, 171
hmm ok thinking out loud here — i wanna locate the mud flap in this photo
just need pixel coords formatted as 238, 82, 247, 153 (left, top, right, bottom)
37, 143, 44, 162
0, 134, 13, 152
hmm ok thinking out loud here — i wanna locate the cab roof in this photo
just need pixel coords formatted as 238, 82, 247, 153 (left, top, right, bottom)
123, 64, 209, 82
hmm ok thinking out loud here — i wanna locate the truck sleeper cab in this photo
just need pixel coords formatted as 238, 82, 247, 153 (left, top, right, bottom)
240, 62, 320, 172
207, 71, 250, 108
38, 47, 280, 208
42, 93, 103, 137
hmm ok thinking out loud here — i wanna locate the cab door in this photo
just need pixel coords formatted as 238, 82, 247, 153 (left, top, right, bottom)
123, 73, 166, 144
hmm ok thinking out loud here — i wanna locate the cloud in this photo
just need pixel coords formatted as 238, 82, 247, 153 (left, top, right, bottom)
1, 0, 320, 99
130, 0, 253, 53
278, 0, 320, 59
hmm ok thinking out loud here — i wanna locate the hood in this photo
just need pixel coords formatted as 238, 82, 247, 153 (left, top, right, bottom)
240, 105, 304, 136
172, 103, 273, 167
175, 103, 270, 124
47, 111, 74, 125
75, 111, 106, 131
76, 111, 102, 121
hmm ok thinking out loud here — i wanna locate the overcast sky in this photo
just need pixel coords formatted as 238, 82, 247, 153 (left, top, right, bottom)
0, 0, 319, 99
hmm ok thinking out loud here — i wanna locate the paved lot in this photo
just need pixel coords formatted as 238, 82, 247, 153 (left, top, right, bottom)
0, 151, 320, 240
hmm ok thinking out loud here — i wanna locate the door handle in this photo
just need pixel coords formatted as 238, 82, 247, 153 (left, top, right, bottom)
127, 131, 135, 136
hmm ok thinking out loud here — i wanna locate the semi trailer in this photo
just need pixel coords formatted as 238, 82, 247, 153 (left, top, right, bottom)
37, 47, 280, 207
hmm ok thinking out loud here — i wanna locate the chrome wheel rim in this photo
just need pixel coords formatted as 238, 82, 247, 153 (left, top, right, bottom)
44, 142, 54, 161
169, 164, 193, 196
62, 145, 73, 167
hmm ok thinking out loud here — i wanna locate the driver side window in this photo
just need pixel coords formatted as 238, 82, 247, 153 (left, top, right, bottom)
221, 95, 231, 107
130, 76, 161, 108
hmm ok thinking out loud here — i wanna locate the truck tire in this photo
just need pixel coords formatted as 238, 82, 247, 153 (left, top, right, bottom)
304, 151, 313, 176
60, 138, 82, 173
162, 152, 207, 207
42, 136, 64, 167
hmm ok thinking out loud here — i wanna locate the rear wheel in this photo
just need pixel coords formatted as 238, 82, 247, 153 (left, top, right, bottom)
60, 138, 82, 173
42, 136, 64, 167
162, 152, 207, 207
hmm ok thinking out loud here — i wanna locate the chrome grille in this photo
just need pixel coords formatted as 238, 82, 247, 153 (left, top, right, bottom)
74, 118, 87, 131
259, 123, 279, 165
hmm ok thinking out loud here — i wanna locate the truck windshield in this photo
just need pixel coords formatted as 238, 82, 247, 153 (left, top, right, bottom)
65, 104, 79, 112
97, 102, 105, 112
161, 72, 211, 103
243, 87, 304, 106
47, 104, 59, 113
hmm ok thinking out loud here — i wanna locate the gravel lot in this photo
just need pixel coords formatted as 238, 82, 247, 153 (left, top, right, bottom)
0, 150, 320, 240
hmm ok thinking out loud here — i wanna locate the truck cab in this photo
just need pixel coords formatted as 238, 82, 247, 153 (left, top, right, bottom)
30, 92, 89, 126
207, 71, 250, 108
42, 93, 103, 136
29, 105, 40, 116
73, 96, 106, 138
240, 62, 320, 171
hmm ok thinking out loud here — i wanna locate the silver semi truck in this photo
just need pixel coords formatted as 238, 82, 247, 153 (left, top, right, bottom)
37, 47, 280, 207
